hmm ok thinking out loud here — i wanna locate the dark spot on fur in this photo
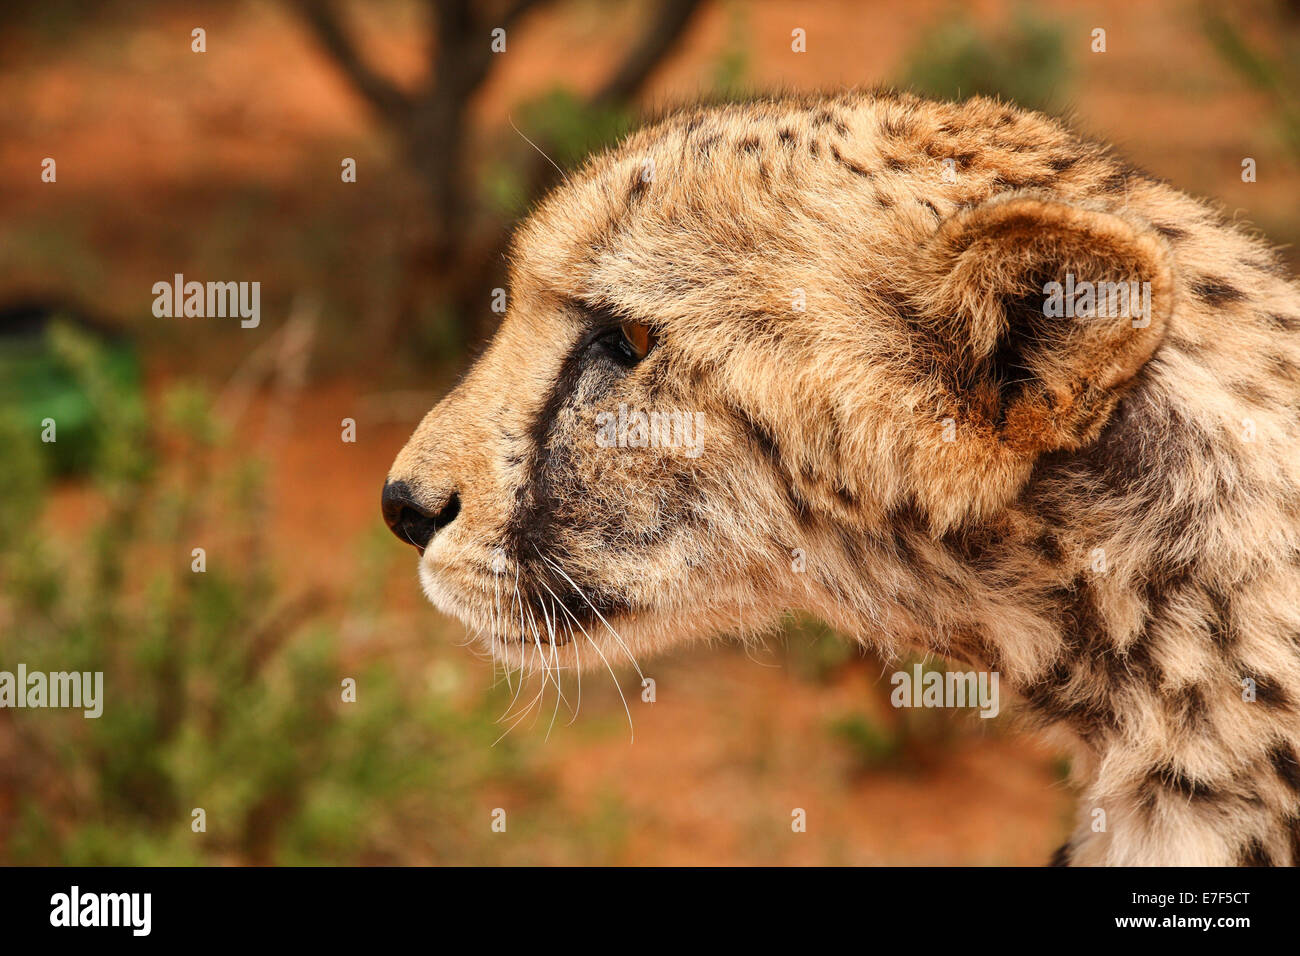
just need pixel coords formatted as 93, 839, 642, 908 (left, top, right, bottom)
1270, 743, 1300, 793
1207, 589, 1238, 650
1269, 313, 1300, 333
1229, 378, 1270, 406
1169, 684, 1213, 734
730, 404, 813, 524
1022, 582, 1128, 737
880, 289, 923, 327
1268, 353, 1299, 380
1021, 657, 1120, 737
810, 110, 847, 135
696, 134, 721, 156
1055, 578, 1104, 649
1168, 334, 1206, 355
1239, 838, 1273, 866
1031, 531, 1063, 564
887, 512, 920, 566
739, 136, 760, 154
777, 128, 797, 148
1147, 765, 1219, 802
1047, 155, 1079, 172
1190, 276, 1245, 306
939, 523, 1006, 573
990, 173, 1053, 191
1048, 841, 1071, 866
829, 143, 872, 178
1248, 671, 1289, 712
628, 171, 649, 202
880, 116, 913, 138
1153, 222, 1187, 240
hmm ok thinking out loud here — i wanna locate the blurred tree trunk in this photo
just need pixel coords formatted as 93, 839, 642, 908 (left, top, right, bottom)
290, 0, 704, 355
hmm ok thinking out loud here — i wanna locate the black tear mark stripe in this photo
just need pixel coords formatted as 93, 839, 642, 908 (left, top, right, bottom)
505, 332, 594, 563
502, 330, 631, 622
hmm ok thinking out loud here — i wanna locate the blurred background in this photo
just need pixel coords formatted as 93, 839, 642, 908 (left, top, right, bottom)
1, 0, 1297, 865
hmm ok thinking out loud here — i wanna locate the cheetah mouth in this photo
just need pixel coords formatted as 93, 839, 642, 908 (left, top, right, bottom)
418, 547, 636, 656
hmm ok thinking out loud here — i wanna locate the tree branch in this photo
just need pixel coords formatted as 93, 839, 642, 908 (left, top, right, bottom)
292, 0, 412, 122
592, 0, 704, 107
501, 0, 553, 29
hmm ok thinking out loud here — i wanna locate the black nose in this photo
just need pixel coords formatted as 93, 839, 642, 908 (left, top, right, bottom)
382, 479, 460, 553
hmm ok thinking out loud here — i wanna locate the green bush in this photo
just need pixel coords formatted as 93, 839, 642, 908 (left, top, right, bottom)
0, 315, 141, 476
0, 325, 612, 864
898, 6, 1071, 112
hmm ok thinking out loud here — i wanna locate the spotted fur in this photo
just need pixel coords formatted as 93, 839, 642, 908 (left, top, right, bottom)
386, 91, 1300, 866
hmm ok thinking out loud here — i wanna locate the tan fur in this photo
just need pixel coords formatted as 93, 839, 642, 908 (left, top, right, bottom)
386, 92, 1300, 866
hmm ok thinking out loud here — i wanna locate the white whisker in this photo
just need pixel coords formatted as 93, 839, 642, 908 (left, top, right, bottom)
534, 571, 634, 742
535, 548, 645, 682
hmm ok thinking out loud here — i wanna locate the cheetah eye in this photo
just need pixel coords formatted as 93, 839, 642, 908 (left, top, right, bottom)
618, 319, 657, 361
598, 317, 659, 365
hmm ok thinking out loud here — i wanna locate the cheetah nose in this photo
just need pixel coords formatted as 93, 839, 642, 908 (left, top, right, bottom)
381, 479, 460, 554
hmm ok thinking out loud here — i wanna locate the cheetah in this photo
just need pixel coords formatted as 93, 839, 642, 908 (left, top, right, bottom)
383, 91, 1300, 866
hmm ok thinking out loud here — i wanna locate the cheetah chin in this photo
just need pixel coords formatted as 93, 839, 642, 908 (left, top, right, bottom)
384, 91, 1300, 866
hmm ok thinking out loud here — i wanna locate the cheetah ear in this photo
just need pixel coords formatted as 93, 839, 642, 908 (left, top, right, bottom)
903, 195, 1173, 524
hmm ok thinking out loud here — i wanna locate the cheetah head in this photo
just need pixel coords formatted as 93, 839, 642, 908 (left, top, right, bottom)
384, 95, 1173, 670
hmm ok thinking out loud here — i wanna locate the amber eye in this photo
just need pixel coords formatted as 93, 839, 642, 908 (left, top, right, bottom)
618, 319, 658, 361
